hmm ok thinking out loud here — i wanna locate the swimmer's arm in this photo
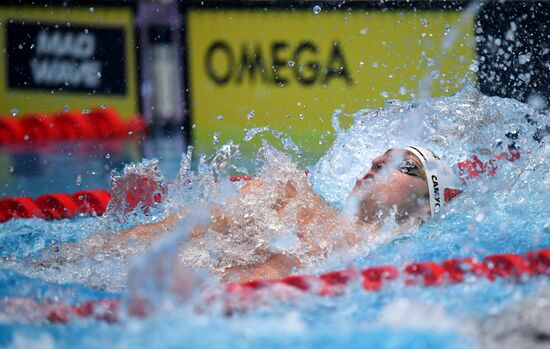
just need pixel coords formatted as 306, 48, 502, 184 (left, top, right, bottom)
139, 179, 266, 237
118, 214, 180, 241
122, 178, 290, 240
221, 253, 302, 283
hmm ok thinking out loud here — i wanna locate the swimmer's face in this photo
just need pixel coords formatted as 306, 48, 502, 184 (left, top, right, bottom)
348, 149, 430, 223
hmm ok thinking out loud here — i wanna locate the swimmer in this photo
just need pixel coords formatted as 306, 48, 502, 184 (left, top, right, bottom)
37, 146, 462, 283
112, 146, 462, 281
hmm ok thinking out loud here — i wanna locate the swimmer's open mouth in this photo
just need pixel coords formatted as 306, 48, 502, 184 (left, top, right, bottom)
354, 173, 375, 189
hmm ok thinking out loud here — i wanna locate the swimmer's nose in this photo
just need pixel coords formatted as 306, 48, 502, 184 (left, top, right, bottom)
355, 179, 362, 187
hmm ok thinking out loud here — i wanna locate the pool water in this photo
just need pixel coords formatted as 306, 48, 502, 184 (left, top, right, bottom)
0, 87, 549, 349
0, 135, 187, 198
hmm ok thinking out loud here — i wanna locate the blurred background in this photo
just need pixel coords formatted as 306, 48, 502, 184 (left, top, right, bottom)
0, 0, 548, 197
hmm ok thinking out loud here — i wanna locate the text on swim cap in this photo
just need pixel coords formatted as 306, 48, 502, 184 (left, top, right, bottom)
431, 174, 441, 214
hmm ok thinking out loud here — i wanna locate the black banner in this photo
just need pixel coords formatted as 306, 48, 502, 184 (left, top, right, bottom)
6, 22, 127, 95
476, 2, 550, 105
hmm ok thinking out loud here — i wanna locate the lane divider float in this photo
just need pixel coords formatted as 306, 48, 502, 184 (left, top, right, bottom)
4, 248, 546, 324
0, 177, 250, 223
0, 190, 111, 222
0, 107, 146, 145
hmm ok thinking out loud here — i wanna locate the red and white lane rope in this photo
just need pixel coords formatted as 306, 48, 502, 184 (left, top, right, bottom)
5, 248, 546, 324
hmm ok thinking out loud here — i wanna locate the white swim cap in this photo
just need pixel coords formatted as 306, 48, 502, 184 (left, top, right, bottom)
405, 146, 462, 217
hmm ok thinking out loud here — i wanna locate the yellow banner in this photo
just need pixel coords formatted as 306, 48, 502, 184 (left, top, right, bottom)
0, 6, 138, 119
187, 8, 475, 157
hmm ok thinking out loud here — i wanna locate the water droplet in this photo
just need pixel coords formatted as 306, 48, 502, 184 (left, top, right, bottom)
360, 28, 368, 36
63, 105, 70, 112
23, 135, 29, 141
313, 5, 321, 14
527, 94, 546, 110
18, 44, 23, 49
96, 71, 102, 78
100, 103, 107, 109
420, 18, 429, 25
430, 70, 440, 79
105, 153, 111, 159
30, 43, 35, 49
217, 115, 224, 120
246, 110, 255, 120
399, 86, 408, 95
81, 109, 92, 114
9, 166, 14, 173
380, 91, 389, 98
299, 113, 304, 120
359, 61, 365, 67
76, 175, 82, 186
88, 7, 95, 14
372, 62, 378, 68
518, 53, 531, 65
10, 108, 19, 116
84, 28, 89, 34
212, 132, 220, 145
475, 213, 485, 222
468, 61, 479, 73
287, 60, 295, 67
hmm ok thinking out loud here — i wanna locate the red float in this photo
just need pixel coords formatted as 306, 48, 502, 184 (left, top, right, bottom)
482, 253, 532, 280
404, 262, 447, 286
20, 113, 57, 143
441, 257, 486, 282
72, 190, 111, 216
524, 249, 550, 276
0, 117, 26, 144
53, 111, 96, 140
229, 175, 252, 182
0, 107, 147, 145
361, 265, 399, 291
0, 197, 45, 221
125, 115, 148, 135
86, 108, 126, 138
35, 193, 78, 220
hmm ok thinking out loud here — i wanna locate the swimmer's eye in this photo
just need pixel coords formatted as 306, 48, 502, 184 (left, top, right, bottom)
398, 159, 422, 178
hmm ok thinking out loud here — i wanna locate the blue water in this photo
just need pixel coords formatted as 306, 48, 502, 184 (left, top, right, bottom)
0, 135, 187, 197
0, 88, 549, 349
